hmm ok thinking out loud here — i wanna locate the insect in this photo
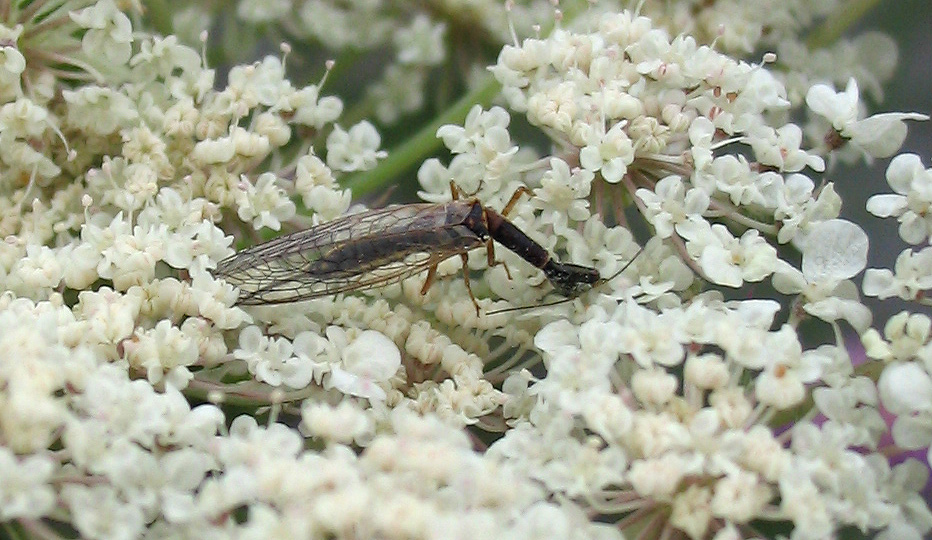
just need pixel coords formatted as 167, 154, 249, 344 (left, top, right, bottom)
212, 183, 604, 313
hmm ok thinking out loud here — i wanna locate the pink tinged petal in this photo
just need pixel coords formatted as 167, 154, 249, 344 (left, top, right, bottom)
327, 367, 387, 401
878, 362, 932, 416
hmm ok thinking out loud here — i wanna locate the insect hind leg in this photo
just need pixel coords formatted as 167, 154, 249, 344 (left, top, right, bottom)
484, 238, 513, 280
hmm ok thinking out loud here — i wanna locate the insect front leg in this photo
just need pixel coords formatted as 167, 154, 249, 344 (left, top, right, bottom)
449, 180, 466, 201
459, 252, 481, 316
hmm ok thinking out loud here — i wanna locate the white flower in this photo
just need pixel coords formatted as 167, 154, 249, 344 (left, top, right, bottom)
71, 287, 141, 348
863, 246, 932, 300
527, 81, 578, 134
62, 86, 138, 136
631, 368, 678, 406
579, 122, 635, 183
226, 56, 288, 109
773, 219, 871, 331
0, 98, 50, 138
533, 158, 593, 223
678, 220, 778, 287
301, 400, 374, 445
192, 133, 237, 164
394, 14, 445, 66
287, 85, 343, 128
0, 447, 55, 519
694, 155, 764, 206
326, 121, 387, 172
866, 153, 932, 244
233, 325, 311, 388
806, 78, 928, 158
754, 325, 827, 409
291, 330, 337, 386
63, 484, 146, 540
123, 320, 198, 388
70, 0, 134, 64
779, 466, 834, 540
878, 362, 932, 419
748, 124, 825, 173
11, 244, 62, 292
636, 175, 709, 238
862, 311, 931, 364
670, 485, 713, 540
435, 105, 518, 184
437, 105, 511, 154
628, 453, 698, 498
684, 353, 729, 390
59, 241, 101, 290
710, 470, 771, 523
615, 301, 686, 368
235, 172, 296, 230
230, 126, 271, 158
326, 328, 401, 401
129, 34, 201, 83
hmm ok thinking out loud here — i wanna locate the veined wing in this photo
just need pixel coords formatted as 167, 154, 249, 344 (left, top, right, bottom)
212, 202, 483, 304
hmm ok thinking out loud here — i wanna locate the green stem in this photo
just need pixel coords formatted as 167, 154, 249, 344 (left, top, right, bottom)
343, 75, 502, 199
806, 0, 883, 49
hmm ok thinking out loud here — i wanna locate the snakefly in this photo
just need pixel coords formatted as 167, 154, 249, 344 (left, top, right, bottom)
212, 183, 604, 314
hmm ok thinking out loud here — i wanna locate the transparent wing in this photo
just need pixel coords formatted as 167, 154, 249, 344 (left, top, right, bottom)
212, 203, 482, 304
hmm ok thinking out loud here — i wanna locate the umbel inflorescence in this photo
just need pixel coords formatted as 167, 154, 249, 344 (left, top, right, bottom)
0, 1, 930, 540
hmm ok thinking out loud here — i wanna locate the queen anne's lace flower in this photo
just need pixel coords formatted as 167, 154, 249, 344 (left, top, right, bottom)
807, 78, 928, 159
867, 153, 932, 244
327, 328, 401, 401
0, 1, 930, 538
326, 121, 388, 172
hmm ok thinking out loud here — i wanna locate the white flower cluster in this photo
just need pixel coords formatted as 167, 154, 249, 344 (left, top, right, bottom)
0, 1, 930, 539
860, 151, 932, 496
492, 295, 931, 539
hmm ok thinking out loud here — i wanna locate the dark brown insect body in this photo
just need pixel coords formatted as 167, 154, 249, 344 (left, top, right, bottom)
212, 188, 602, 311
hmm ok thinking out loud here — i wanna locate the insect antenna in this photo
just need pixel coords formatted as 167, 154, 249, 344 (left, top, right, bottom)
485, 246, 645, 316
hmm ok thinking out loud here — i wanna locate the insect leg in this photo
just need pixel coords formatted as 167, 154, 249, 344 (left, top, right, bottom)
449, 180, 465, 201
459, 252, 481, 316
420, 263, 439, 295
500, 186, 532, 216
484, 237, 513, 280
